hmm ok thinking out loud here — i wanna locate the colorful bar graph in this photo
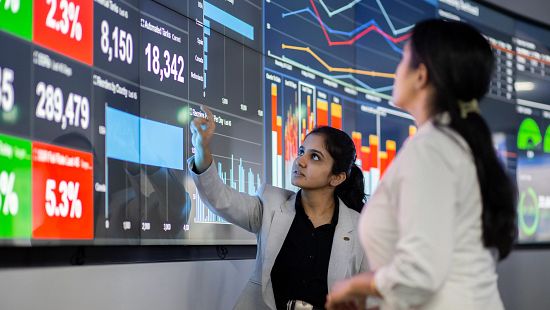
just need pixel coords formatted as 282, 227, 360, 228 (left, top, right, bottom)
331, 102, 342, 130
349, 132, 399, 196
317, 99, 329, 126
369, 135, 379, 169
361, 146, 371, 171
299, 93, 317, 143
386, 140, 396, 167
276, 115, 283, 187
352, 132, 363, 163
271, 83, 283, 188
308, 95, 315, 133
284, 103, 299, 191
270, 82, 411, 196
305, 95, 310, 141
380, 151, 388, 176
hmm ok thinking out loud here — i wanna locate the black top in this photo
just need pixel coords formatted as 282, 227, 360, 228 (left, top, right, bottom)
271, 191, 339, 310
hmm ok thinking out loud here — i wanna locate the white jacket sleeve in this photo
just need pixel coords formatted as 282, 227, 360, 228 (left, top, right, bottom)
374, 138, 456, 309
188, 156, 263, 233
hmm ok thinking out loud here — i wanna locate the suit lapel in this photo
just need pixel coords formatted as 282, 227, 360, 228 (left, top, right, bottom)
262, 194, 296, 301
327, 198, 354, 289
260, 195, 356, 306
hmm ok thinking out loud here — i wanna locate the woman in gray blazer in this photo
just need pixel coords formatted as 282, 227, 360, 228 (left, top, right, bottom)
189, 106, 368, 310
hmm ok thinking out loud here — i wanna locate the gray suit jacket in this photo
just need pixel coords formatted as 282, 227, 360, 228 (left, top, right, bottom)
189, 158, 368, 310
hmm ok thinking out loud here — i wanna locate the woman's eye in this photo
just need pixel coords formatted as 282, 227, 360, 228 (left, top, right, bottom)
312, 154, 320, 161
298, 150, 304, 156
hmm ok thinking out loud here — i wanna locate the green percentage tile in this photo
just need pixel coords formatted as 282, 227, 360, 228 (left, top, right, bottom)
0, 133, 32, 238
0, 0, 32, 41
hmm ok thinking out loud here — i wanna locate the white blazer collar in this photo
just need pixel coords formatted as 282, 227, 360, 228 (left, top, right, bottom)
261, 194, 356, 306
261, 193, 296, 308
328, 197, 355, 289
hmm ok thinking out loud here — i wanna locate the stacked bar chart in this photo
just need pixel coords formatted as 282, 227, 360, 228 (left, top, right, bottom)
271, 83, 283, 188
331, 102, 343, 130
266, 64, 415, 193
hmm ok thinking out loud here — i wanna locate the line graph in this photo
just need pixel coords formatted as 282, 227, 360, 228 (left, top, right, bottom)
332, 74, 394, 92
265, 0, 435, 100
309, 0, 411, 47
267, 52, 394, 100
371, 0, 414, 34
282, 6, 410, 53
317, 0, 361, 17
282, 44, 396, 78
315, 0, 416, 37
264, 0, 434, 195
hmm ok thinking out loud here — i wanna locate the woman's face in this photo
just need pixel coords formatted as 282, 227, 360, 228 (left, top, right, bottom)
392, 42, 418, 111
291, 134, 338, 190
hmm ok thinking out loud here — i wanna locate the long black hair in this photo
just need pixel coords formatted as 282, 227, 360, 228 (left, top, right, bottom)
307, 126, 365, 213
409, 19, 517, 259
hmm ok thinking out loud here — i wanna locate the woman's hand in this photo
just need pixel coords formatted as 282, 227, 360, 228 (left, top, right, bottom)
326, 272, 377, 310
190, 105, 215, 173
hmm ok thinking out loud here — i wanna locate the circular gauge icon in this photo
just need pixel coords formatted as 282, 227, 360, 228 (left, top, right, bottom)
518, 187, 540, 237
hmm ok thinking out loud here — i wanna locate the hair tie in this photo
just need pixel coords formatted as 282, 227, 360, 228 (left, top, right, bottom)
458, 99, 480, 119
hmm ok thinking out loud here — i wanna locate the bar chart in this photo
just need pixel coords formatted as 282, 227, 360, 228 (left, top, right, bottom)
194, 155, 262, 224
265, 64, 415, 194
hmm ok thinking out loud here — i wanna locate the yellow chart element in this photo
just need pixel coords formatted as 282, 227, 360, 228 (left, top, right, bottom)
282, 44, 396, 79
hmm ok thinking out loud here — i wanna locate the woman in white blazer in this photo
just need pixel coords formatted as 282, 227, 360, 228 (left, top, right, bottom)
189, 106, 370, 310
326, 20, 516, 310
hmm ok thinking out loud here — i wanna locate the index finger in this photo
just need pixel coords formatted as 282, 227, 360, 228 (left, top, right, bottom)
200, 104, 215, 125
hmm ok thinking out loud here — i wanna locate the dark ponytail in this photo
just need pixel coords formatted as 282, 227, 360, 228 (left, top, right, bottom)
308, 126, 366, 213
410, 19, 517, 259
337, 164, 365, 213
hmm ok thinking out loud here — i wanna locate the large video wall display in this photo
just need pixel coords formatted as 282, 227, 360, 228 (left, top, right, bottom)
0, 0, 262, 245
0, 0, 548, 245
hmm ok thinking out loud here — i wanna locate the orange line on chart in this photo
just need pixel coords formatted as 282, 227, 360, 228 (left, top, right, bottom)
282, 44, 396, 79
491, 43, 550, 66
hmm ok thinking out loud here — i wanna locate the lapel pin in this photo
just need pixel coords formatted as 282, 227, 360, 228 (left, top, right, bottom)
343, 237, 350, 241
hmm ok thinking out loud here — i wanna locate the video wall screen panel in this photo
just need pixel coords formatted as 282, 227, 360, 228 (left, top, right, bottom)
0, 0, 549, 246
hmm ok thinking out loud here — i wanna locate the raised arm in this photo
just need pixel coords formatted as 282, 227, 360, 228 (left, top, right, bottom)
189, 105, 263, 233
190, 105, 215, 174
